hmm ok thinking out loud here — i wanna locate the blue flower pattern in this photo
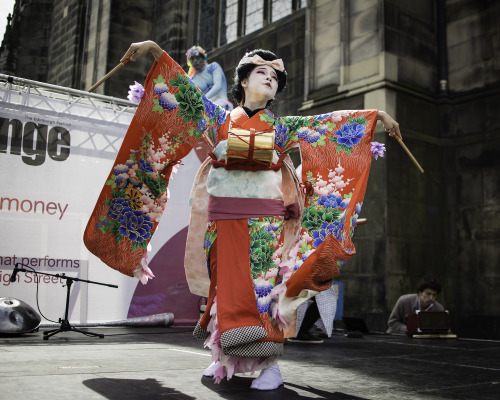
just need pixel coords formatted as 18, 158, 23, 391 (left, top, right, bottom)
197, 117, 207, 133
274, 124, 288, 149
117, 209, 154, 242
217, 109, 227, 125
108, 198, 133, 219
202, 95, 217, 120
312, 221, 344, 247
304, 131, 321, 144
318, 194, 347, 209
139, 159, 154, 173
335, 123, 365, 147
254, 282, 273, 298
297, 128, 309, 139
257, 300, 272, 315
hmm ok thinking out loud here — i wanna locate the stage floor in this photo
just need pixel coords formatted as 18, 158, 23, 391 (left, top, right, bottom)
0, 327, 498, 399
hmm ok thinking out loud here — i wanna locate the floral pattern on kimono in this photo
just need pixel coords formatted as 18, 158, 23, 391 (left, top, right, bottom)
84, 52, 228, 275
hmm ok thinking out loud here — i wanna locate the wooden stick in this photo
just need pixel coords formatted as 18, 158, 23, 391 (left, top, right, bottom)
88, 58, 130, 92
395, 136, 424, 174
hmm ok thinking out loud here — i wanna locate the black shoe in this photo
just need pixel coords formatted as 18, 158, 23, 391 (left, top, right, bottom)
287, 332, 324, 344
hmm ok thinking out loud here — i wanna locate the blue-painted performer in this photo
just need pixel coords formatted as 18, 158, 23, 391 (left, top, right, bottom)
186, 45, 233, 111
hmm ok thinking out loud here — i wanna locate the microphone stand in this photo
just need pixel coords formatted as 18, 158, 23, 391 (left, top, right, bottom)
11, 265, 118, 340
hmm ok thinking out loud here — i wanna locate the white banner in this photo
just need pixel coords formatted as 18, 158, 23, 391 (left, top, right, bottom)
0, 79, 206, 326
0, 81, 136, 324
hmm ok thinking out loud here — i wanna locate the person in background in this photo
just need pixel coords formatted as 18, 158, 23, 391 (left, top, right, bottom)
387, 276, 444, 334
186, 45, 233, 111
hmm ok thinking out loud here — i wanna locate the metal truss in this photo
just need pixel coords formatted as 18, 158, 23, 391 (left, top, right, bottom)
0, 74, 138, 159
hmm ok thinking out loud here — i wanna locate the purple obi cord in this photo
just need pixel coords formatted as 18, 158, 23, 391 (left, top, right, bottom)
208, 195, 299, 221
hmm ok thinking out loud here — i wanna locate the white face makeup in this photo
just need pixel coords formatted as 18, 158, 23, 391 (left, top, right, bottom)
241, 65, 279, 109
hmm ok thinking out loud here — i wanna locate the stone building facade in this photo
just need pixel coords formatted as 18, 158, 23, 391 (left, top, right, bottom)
1, 0, 499, 338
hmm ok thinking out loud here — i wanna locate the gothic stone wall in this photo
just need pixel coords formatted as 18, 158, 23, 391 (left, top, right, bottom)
304, 0, 500, 338
103, 0, 189, 99
209, 10, 306, 119
2, 0, 53, 82
47, 0, 86, 88
441, 0, 500, 339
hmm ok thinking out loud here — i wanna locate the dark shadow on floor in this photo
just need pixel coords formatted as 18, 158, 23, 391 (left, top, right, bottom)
0, 327, 198, 347
82, 378, 196, 400
200, 376, 371, 399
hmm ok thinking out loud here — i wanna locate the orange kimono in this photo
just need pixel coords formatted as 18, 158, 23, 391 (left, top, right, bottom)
84, 51, 378, 379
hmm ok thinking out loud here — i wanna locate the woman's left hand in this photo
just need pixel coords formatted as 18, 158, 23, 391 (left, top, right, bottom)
377, 110, 402, 139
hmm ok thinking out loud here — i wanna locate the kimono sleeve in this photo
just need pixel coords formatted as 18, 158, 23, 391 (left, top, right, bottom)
278, 110, 378, 297
83, 51, 227, 277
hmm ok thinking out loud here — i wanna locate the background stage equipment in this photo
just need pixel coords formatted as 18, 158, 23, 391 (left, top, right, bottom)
0, 297, 41, 334
9, 263, 118, 340
40, 313, 175, 329
56, 313, 174, 328
406, 310, 451, 335
100, 313, 174, 327
342, 316, 370, 338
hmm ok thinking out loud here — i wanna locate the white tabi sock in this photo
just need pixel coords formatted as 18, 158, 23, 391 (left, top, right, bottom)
250, 363, 283, 390
203, 361, 220, 377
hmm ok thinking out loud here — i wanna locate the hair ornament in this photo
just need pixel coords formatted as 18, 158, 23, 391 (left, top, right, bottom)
237, 54, 285, 72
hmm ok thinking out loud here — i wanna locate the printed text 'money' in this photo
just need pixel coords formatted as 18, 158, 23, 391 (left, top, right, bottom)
1, 197, 69, 220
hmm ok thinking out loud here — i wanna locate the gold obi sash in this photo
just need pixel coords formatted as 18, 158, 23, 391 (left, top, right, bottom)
209, 125, 286, 172
226, 128, 275, 166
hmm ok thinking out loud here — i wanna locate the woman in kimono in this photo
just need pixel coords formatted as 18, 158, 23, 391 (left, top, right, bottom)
84, 40, 401, 390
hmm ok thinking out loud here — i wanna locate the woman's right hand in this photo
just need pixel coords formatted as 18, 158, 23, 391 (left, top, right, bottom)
120, 40, 163, 63
377, 110, 402, 140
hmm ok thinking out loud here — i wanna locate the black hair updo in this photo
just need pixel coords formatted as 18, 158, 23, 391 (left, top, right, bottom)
231, 49, 287, 108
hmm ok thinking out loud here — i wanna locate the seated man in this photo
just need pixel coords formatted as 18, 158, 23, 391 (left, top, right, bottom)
387, 276, 444, 334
